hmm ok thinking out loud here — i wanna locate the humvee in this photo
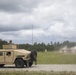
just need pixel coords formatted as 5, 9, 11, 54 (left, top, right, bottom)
0, 41, 37, 68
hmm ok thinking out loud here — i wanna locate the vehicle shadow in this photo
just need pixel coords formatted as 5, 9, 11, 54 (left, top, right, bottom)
0, 65, 35, 68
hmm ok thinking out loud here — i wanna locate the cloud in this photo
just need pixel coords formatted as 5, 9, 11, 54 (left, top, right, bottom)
0, 0, 43, 13
0, 12, 39, 32
0, 0, 76, 43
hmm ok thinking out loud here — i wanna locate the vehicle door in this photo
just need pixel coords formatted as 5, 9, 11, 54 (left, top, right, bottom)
0, 51, 4, 64
5, 51, 14, 63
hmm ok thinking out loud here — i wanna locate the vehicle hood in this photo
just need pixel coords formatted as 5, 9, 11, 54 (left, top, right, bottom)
14, 49, 31, 55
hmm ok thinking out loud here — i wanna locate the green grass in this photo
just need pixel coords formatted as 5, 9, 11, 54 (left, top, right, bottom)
37, 52, 76, 64
0, 71, 76, 75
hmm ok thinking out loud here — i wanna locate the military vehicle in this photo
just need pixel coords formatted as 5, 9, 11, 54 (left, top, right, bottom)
0, 41, 37, 68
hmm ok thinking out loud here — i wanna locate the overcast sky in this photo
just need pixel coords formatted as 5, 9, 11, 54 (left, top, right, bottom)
0, 0, 76, 44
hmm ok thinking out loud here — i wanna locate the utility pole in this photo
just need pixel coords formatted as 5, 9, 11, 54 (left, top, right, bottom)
32, 25, 33, 45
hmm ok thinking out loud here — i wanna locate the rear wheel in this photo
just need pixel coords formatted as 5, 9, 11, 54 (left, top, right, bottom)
15, 59, 24, 68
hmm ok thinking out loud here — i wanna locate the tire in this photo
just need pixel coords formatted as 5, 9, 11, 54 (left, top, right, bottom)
15, 59, 24, 68
0, 64, 4, 67
26, 61, 33, 67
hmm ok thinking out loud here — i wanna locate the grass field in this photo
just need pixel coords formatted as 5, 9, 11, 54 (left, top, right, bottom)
37, 52, 76, 64
0, 71, 76, 75
0, 52, 76, 75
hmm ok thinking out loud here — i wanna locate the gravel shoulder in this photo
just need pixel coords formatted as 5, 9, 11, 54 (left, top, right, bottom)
0, 64, 76, 72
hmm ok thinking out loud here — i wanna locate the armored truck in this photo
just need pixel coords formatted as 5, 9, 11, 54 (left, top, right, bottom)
0, 41, 37, 68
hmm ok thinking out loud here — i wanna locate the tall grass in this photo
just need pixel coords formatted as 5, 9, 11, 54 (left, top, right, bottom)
37, 52, 76, 64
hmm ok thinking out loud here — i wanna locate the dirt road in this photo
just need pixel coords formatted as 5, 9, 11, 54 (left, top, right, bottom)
0, 64, 76, 72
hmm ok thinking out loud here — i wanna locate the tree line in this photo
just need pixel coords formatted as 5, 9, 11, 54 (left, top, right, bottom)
0, 39, 76, 51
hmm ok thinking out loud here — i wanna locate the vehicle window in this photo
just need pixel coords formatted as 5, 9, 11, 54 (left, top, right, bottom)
6, 52, 11, 56
0, 52, 3, 56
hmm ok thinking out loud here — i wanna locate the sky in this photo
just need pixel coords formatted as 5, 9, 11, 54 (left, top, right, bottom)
0, 0, 76, 44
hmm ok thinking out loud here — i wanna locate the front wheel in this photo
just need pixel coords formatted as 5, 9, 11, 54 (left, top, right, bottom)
15, 59, 24, 68
0, 64, 4, 67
